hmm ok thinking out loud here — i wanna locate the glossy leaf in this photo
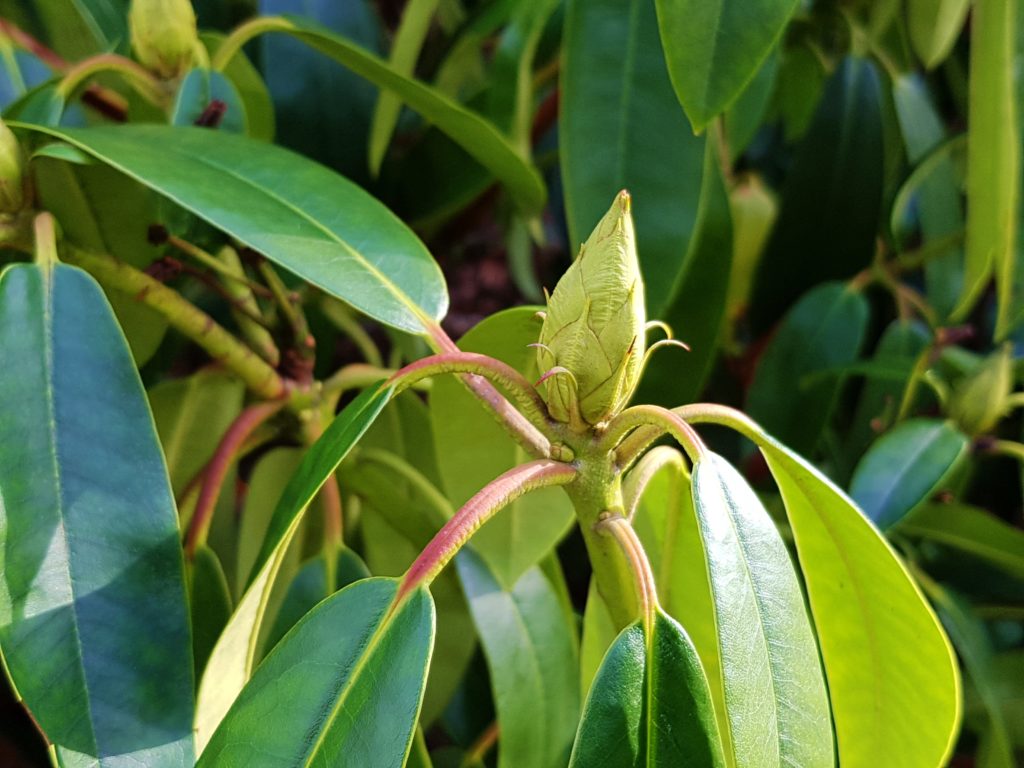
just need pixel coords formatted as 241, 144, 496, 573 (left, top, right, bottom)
197, 578, 435, 768
907, 0, 971, 69
750, 57, 883, 329
897, 503, 1024, 579
189, 545, 233, 681
432, 308, 574, 587
15, 123, 448, 334
691, 453, 833, 768
747, 281, 869, 455
562, 0, 705, 316
654, 0, 797, 130
849, 419, 969, 529
0, 262, 194, 766
760, 439, 961, 767
638, 136, 732, 406
17, 0, 127, 60
456, 550, 579, 768
724, 48, 780, 161
195, 383, 393, 752
569, 611, 725, 767
959, 0, 1020, 336
273, 14, 546, 214
368, 0, 440, 174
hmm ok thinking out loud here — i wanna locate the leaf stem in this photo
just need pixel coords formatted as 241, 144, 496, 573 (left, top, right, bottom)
596, 513, 658, 634
397, 459, 576, 599
63, 244, 287, 400
212, 16, 296, 71
184, 400, 285, 559
33, 212, 58, 269
602, 404, 706, 465
56, 53, 166, 107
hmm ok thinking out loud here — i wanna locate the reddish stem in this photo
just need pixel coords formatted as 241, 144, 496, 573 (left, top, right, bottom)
397, 459, 576, 600
184, 400, 285, 558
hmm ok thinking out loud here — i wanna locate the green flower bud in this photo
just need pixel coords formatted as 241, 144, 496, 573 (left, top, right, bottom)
537, 190, 645, 425
0, 119, 25, 214
129, 0, 199, 79
949, 344, 1013, 436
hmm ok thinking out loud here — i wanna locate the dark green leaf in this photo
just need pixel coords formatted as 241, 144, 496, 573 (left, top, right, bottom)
201, 32, 275, 141
691, 453, 833, 767
195, 382, 394, 750
0, 262, 194, 765
456, 549, 579, 768
747, 281, 869, 455
561, 0, 705, 316
171, 69, 248, 134
724, 48, 780, 161
569, 611, 725, 767
15, 123, 448, 334
897, 503, 1024, 579
189, 544, 233, 681
750, 57, 883, 329
655, 0, 797, 130
197, 578, 434, 768
849, 419, 969, 529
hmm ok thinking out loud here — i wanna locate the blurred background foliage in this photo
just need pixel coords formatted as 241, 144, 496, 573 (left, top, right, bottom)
0, 0, 1022, 765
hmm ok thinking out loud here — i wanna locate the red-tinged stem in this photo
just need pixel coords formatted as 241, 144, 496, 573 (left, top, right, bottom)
397, 459, 577, 600
601, 404, 706, 467
184, 400, 285, 558
597, 514, 658, 634
622, 445, 688, 521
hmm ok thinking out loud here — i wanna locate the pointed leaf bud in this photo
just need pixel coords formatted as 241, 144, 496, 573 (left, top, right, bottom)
537, 190, 646, 425
129, 0, 199, 79
0, 119, 25, 214
949, 344, 1014, 436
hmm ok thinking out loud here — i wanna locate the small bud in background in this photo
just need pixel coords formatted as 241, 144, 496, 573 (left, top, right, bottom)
726, 175, 776, 323
537, 190, 645, 425
949, 344, 1014, 436
129, 0, 199, 79
0, 119, 26, 214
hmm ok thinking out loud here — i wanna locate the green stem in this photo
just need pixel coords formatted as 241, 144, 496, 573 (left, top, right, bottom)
602, 404, 706, 465
33, 212, 58, 269
64, 244, 287, 400
56, 53, 166, 106
597, 513, 658, 634
397, 459, 576, 599
320, 298, 384, 368
216, 245, 280, 366
461, 722, 500, 768
258, 260, 310, 343
212, 16, 295, 71
986, 439, 1024, 464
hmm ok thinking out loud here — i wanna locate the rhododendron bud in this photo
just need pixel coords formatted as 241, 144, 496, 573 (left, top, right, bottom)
129, 0, 199, 79
537, 190, 645, 425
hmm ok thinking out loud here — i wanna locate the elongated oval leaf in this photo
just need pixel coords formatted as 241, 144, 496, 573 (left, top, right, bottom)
274, 15, 546, 214
562, 0, 705, 316
747, 281, 869, 455
14, 123, 447, 334
760, 440, 961, 767
897, 503, 1024, 579
570, 610, 725, 767
195, 382, 394, 752
907, 0, 971, 69
849, 419, 969, 529
655, 0, 798, 130
197, 578, 434, 768
456, 550, 579, 768
691, 453, 834, 767
432, 308, 574, 588
0, 262, 194, 766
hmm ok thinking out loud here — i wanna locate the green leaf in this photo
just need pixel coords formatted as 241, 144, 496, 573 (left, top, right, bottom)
431, 308, 574, 587
197, 578, 435, 768
272, 14, 546, 214
897, 503, 1024, 579
958, 0, 1020, 337
724, 48, 780, 161
747, 281, 869, 455
849, 419, 969, 529
907, 0, 971, 69
638, 135, 732, 406
189, 544, 233, 681
148, 369, 246, 498
0, 262, 194, 766
750, 57, 883, 329
16, 0, 127, 60
570, 611, 725, 767
201, 32, 275, 142
561, 0, 705, 316
368, 0, 440, 174
171, 68, 248, 134
654, 0, 798, 130
691, 453, 834, 768
456, 549, 580, 768
760, 440, 961, 767
14, 123, 448, 334
891, 75, 965, 318
195, 383, 393, 753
